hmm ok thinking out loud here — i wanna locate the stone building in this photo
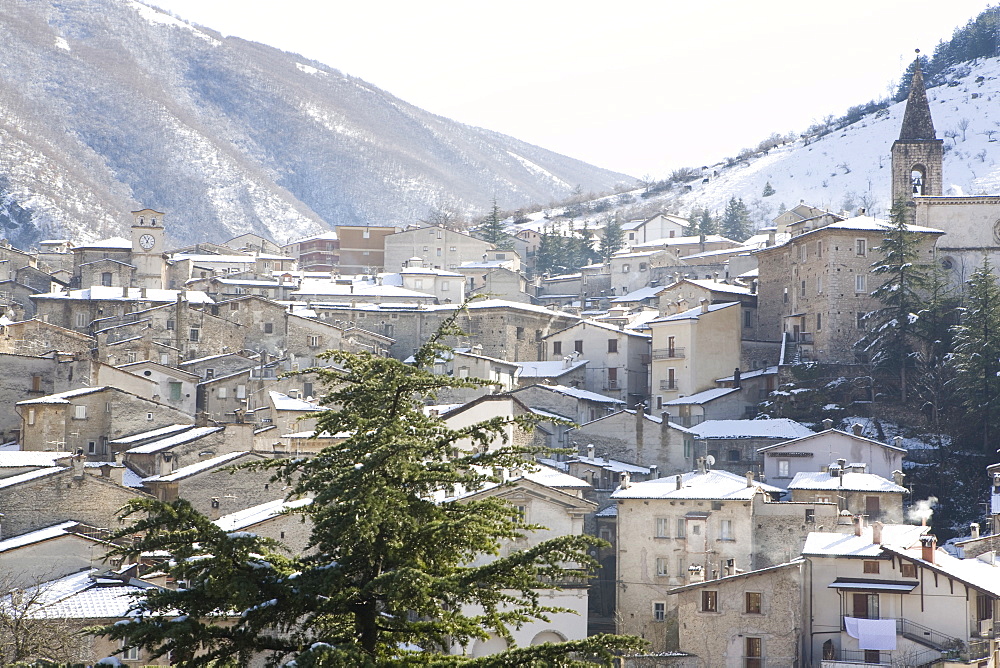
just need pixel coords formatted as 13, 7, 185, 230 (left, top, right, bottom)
757, 425, 906, 482
566, 408, 694, 474
685, 418, 814, 478
383, 225, 494, 273
0, 317, 95, 356
754, 213, 941, 364
612, 467, 836, 652
787, 467, 907, 523
670, 560, 804, 667
647, 301, 741, 411
0, 520, 114, 586
542, 319, 651, 405
16, 386, 193, 458
214, 498, 314, 555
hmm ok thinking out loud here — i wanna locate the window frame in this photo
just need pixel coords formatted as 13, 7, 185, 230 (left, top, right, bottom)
745, 591, 762, 614
701, 590, 718, 613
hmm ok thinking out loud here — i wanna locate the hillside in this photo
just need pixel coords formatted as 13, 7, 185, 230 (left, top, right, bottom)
0, 0, 631, 249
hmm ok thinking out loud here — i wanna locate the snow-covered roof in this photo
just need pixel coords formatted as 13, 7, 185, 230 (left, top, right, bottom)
0, 451, 73, 467
269, 391, 320, 412
715, 366, 778, 383
285, 230, 338, 244
611, 286, 661, 303
882, 544, 1000, 597
292, 281, 433, 299
519, 464, 591, 488
688, 418, 814, 440
611, 469, 784, 500
822, 215, 943, 235
0, 467, 68, 489
108, 424, 193, 445
22, 570, 160, 620
669, 278, 752, 295
662, 387, 740, 406
142, 451, 251, 483
568, 455, 650, 475
788, 471, 907, 493
802, 525, 927, 557
546, 318, 650, 339
31, 287, 214, 304
651, 301, 739, 322
16, 386, 109, 405
757, 429, 907, 454
529, 407, 573, 422
537, 384, 625, 404
0, 521, 81, 553
125, 426, 223, 454
214, 498, 312, 532
516, 360, 588, 377
73, 237, 131, 250
401, 267, 463, 277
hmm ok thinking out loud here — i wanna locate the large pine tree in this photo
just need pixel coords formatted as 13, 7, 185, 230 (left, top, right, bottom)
861, 202, 933, 403
598, 217, 625, 262
98, 311, 641, 665
720, 197, 751, 241
950, 259, 1000, 452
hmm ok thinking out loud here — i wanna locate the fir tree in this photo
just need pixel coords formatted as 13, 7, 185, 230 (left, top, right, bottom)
97, 310, 643, 665
720, 197, 751, 241
598, 217, 625, 262
950, 258, 1000, 452
477, 199, 511, 248
912, 266, 959, 435
861, 202, 932, 403
697, 208, 717, 236
761, 181, 775, 197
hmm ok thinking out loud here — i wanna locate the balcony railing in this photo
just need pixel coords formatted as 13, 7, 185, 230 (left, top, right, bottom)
652, 347, 686, 360
659, 380, 677, 390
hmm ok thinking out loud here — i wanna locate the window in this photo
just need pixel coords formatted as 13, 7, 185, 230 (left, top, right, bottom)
701, 590, 718, 612
31, 375, 41, 393
799, 245, 806, 262
74, 405, 87, 420
189, 328, 200, 342
121, 638, 140, 661
863, 560, 880, 574
495, 253, 506, 260
205, 368, 215, 380
166, 319, 175, 331
783, 288, 788, 303
857, 311, 866, 330
622, 264, 630, 273
856, 239, 867, 256
746, 591, 762, 614
441, 281, 449, 292
516, 326, 525, 340
436, 248, 442, 257
639, 262, 647, 272
653, 601, 666, 621
146, 412, 153, 421
744, 309, 752, 328
303, 382, 314, 397
552, 341, 562, 356
608, 339, 618, 353
236, 384, 247, 399
126, 351, 137, 364
574, 340, 583, 354
101, 272, 113, 287
720, 519, 733, 541
169, 382, 182, 401
864, 650, 881, 664
777, 459, 790, 477
901, 562, 917, 578
27, 408, 35, 425
800, 280, 806, 297
816, 275, 823, 293
263, 322, 274, 334
676, 518, 686, 538
217, 387, 227, 399
656, 558, 669, 576
805, 509, 816, 523
817, 241, 823, 258
855, 274, 867, 293
745, 637, 762, 668
728, 449, 740, 462
309, 335, 321, 347
450, 246, 457, 252
76, 312, 88, 328
816, 313, 822, 330
655, 517, 670, 538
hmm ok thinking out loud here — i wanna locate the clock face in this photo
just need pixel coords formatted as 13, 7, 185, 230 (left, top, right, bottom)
139, 234, 156, 250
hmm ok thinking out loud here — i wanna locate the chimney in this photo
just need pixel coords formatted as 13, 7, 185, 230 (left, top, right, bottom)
892, 470, 905, 487
725, 558, 736, 577
853, 515, 863, 537
822, 418, 833, 430
699, 234, 706, 252
872, 521, 884, 545
767, 230, 776, 246
700, 298, 709, 314
661, 411, 671, 442
587, 444, 595, 460
746, 471, 754, 488
688, 564, 705, 583
697, 457, 706, 475
751, 278, 759, 295
852, 423, 863, 436
858, 207, 866, 216
971, 523, 981, 540
837, 458, 847, 470
620, 471, 631, 489
635, 403, 645, 446
893, 436, 903, 449
920, 535, 937, 564
733, 368, 741, 389
675, 474, 683, 491
649, 464, 658, 480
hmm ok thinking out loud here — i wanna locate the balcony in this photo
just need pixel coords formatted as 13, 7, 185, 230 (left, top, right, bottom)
651, 347, 686, 360
659, 380, 677, 390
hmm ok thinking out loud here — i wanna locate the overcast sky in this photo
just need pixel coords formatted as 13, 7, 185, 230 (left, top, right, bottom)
149, 0, 995, 179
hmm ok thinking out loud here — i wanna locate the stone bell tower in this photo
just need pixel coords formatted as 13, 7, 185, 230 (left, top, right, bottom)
891, 52, 943, 208
131, 208, 167, 289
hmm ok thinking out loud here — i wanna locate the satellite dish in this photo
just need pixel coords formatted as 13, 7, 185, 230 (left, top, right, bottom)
705, 455, 716, 468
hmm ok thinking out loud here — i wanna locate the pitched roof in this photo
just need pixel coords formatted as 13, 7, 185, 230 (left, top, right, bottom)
536, 384, 625, 404
662, 387, 740, 406
788, 471, 907, 493
611, 468, 784, 500
142, 451, 252, 483
214, 498, 312, 532
125, 426, 223, 454
650, 301, 739, 323
757, 429, 907, 454
898, 56, 937, 141
688, 419, 814, 440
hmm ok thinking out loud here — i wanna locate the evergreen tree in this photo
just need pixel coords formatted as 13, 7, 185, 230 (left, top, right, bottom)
534, 226, 563, 276
950, 258, 1000, 452
761, 181, 776, 197
98, 311, 643, 665
720, 197, 751, 241
598, 217, 625, 262
477, 199, 511, 248
861, 202, 932, 403
697, 208, 717, 236
912, 266, 959, 434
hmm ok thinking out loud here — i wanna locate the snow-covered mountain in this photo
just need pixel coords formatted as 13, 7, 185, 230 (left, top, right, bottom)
676, 56, 1000, 225
0, 0, 631, 249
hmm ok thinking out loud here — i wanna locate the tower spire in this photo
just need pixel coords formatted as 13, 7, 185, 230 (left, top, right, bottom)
898, 50, 936, 141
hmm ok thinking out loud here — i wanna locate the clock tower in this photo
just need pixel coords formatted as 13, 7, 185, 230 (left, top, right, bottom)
131, 208, 167, 289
